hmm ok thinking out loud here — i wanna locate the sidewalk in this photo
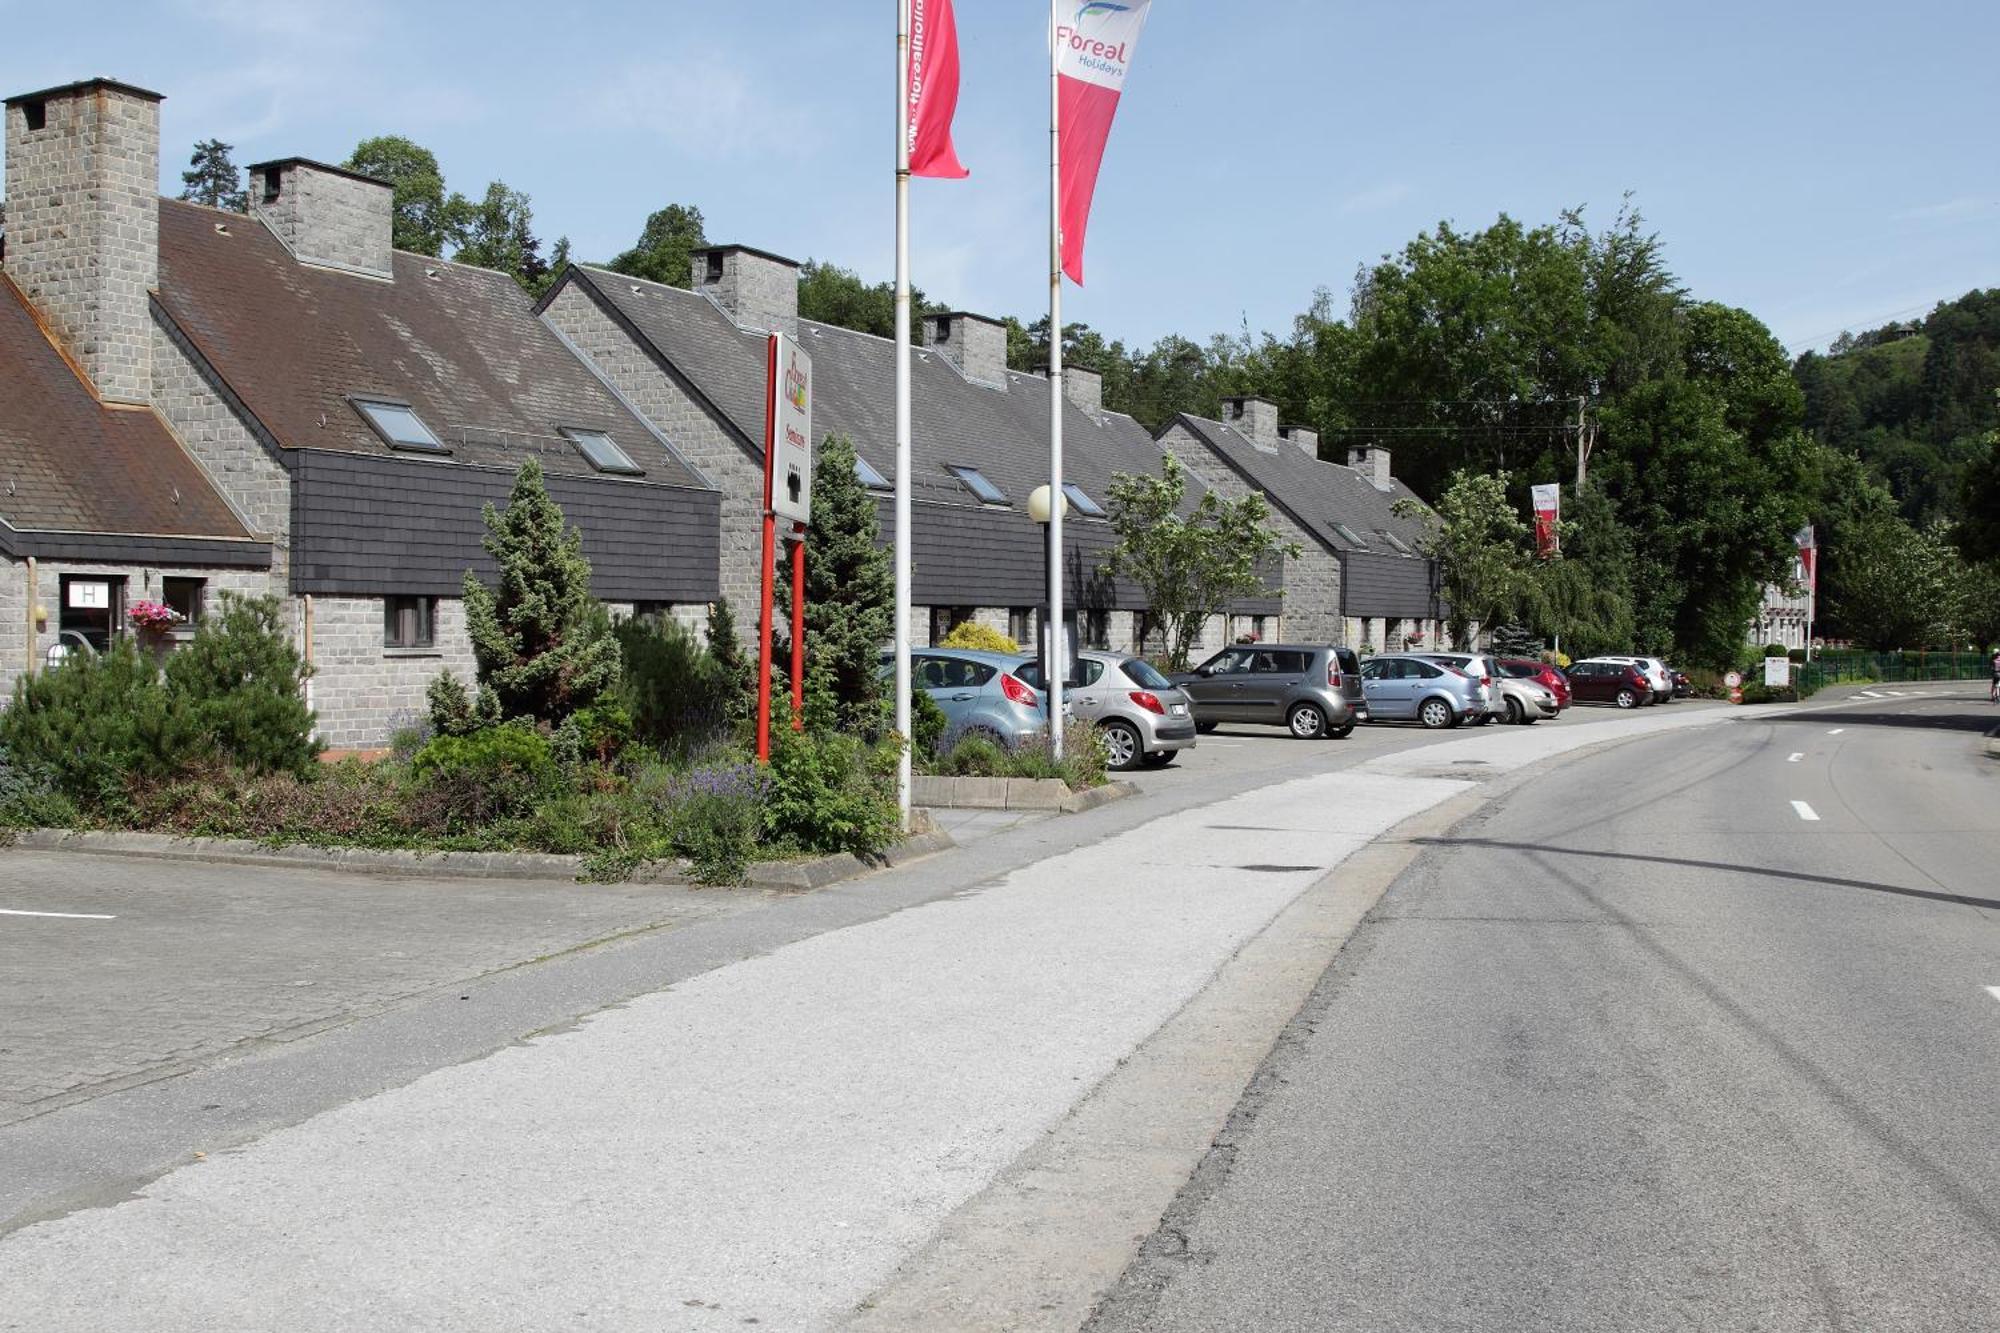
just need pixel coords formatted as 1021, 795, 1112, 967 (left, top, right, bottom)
0, 704, 1759, 1331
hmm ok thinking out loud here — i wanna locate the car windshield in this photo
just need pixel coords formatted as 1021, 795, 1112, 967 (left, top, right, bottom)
1123, 658, 1174, 690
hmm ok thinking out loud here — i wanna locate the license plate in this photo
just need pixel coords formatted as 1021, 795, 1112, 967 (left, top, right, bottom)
1170, 703, 1187, 715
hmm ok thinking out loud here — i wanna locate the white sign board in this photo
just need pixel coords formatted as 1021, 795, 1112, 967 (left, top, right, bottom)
66, 581, 110, 610
1764, 656, 1791, 688
1723, 670, 1743, 689
766, 332, 814, 528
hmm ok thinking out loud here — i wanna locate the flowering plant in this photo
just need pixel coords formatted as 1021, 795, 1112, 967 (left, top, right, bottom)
128, 599, 182, 632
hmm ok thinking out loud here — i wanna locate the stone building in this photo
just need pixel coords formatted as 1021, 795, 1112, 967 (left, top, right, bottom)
1, 79, 720, 747
1159, 399, 1446, 651
540, 256, 1279, 657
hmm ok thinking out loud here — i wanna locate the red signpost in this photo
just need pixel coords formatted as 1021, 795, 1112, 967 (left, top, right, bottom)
756, 332, 815, 761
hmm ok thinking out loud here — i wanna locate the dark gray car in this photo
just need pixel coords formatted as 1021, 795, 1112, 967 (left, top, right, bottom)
1170, 644, 1367, 739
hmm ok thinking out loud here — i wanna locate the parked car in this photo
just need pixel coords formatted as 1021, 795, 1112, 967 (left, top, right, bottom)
1668, 666, 1694, 699
1564, 659, 1655, 709
887, 647, 1048, 749
1498, 658, 1571, 711
1429, 653, 1557, 725
1170, 644, 1366, 739
1017, 651, 1197, 770
1592, 655, 1675, 704
1356, 652, 1493, 728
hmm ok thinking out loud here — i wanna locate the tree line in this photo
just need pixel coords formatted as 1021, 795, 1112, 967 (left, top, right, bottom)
172, 134, 1999, 662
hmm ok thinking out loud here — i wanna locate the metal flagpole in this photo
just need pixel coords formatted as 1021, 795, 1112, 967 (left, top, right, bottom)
893, 0, 915, 825
1046, 0, 1066, 762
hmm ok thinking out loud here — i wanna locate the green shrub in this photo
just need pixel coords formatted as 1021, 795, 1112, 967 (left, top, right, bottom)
553, 702, 634, 769
0, 640, 178, 811
1761, 643, 1789, 659
410, 725, 557, 827
615, 615, 731, 752
938, 734, 1008, 777
426, 671, 483, 737
0, 745, 78, 828
662, 761, 772, 885
162, 593, 320, 775
763, 728, 901, 858
908, 687, 947, 765
939, 621, 1020, 654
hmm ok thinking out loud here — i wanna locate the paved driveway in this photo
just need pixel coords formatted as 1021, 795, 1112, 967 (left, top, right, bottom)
0, 856, 748, 1124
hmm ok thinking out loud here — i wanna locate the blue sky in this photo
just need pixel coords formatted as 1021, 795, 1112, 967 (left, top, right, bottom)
4, 1, 1995, 356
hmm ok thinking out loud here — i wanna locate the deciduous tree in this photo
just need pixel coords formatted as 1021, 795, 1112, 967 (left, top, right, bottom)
1396, 470, 1535, 650
345, 135, 452, 256
609, 204, 707, 288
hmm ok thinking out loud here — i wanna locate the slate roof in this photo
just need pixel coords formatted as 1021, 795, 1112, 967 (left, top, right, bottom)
153, 201, 704, 488
1171, 413, 1435, 558
0, 274, 260, 553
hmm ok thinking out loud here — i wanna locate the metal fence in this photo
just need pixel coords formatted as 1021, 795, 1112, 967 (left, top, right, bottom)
1796, 650, 1991, 697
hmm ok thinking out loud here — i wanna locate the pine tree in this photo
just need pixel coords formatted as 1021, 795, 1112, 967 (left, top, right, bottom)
462, 460, 620, 726
180, 139, 246, 212
773, 436, 894, 734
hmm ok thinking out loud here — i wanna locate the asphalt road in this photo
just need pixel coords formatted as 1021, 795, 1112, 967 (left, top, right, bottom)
1092, 688, 2000, 1332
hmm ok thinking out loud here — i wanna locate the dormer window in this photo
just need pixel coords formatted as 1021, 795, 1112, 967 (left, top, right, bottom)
1061, 483, 1105, 518
562, 427, 641, 475
352, 398, 447, 453
946, 465, 1008, 506
854, 454, 893, 491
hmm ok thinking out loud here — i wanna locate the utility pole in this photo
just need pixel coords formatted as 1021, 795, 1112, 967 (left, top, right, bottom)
1573, 395, 1595, 490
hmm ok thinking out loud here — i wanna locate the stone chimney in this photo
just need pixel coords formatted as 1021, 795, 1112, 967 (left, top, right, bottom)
1348, 445, 1394, 490
3, 78, 163, 405
1280, 424, 1319, 459
691, 244, 798, 336
1063, 366, 1103, 416
249, 158, 393, 279
924, 311, 1007, 388
1221, 395, 1280, 449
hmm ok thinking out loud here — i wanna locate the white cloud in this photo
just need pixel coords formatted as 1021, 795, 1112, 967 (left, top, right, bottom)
1890, 198, 1994, 224
587, 55, 821, 161
1339, 181, 1412, 215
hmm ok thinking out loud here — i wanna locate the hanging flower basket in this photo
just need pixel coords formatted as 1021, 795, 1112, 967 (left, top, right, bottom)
129, 599, 182, 633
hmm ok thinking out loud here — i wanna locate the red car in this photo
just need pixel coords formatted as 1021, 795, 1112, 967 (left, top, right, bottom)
1498, 658, 1571, 710
1562, 660, 1655, 708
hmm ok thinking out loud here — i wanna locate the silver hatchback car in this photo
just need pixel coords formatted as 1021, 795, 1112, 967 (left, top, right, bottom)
1019, 651, 1197, 770
1358, 652, 1495, 728
888, 648, 1049, 749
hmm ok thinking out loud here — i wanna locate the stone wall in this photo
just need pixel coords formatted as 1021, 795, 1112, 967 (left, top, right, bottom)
150, 314, 292, 587
249, 161, 393, 279
1158, 421, 1339, 644
692, 246, 797, 336
923, 313, 1008, 388
543, 283, 762, 636
307, 595, 475, 749
3, 82, 160, 404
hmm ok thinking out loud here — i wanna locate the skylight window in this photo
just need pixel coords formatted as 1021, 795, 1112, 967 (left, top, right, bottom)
1062, 483, 1106, 517
352, 398, 446, 453
1331, 522, 1368, 548
854, 454, 893, 491
947, 465, 1009, 506
1378, 530, 1414, 555
562, 427, 642, 475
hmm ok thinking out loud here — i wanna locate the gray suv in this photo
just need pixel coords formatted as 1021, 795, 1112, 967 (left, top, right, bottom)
1171, 644, 1367, 739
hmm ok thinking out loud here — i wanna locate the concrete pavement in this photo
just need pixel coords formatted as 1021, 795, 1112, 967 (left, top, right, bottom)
1091, 687, 2000, 1331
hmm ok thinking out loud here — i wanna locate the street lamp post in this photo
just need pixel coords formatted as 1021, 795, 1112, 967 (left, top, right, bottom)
1027, 483, 1069, 758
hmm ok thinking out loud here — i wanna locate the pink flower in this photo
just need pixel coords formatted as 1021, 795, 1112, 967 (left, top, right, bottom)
129, 599, 182, 631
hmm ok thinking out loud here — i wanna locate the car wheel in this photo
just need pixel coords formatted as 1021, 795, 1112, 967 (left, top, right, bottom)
1615, 688, 1637, 709
1505, 697, 1525, 725
1329, 721, 1356, 740
1419, 698, 1455, 729
1101, 720, 1142, 771
1195, 721, 1218, 735
1287, 703, 1327, 739
1139, 750, 1173, 768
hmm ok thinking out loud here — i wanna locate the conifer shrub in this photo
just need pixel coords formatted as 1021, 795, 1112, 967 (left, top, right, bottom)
410, 724, 557, 827
161, 593, 319, 775
762, 727, 900, 858
939, 622, 1020, 654
614, 615, 730, 751
0, 639, 178, 811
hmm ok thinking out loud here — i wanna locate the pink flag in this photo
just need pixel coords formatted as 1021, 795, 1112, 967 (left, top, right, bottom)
1056, 0, 1152, 284
1794, 524, 1817, 594
907, 0, 969, 178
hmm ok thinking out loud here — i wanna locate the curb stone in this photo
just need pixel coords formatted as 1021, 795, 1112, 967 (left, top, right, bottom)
4, 822, 957, 891
910, 774, 1140, 813
1986, 723, 2000, 759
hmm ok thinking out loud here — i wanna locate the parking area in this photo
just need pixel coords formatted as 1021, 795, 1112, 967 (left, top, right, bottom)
0, 857, 752, 1125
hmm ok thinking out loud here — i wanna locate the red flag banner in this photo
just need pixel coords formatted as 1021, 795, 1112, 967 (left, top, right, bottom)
1056, 0, 1151, 284
1531, 483, 1561, 557
908, 0, 969, 178
1794, 524, 1816, 594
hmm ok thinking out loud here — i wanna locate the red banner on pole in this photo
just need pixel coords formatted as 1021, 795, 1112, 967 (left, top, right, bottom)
1531, 483, 1561, 557
1055, 0, 1151, 285
907, 0, 969, 179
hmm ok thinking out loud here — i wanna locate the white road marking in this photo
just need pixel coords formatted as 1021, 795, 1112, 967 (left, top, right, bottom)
1987, 986, 2000, 1006
0, 908, 116, 921
1827, 728, 1846, 735
1791, 801, 1821, 822
1787, 753, 1804, 763
1859, 690, 1883, 698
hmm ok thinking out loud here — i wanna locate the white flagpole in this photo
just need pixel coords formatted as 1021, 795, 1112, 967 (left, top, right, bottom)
893, 0, 915, 825
1046, 0, 1066, 762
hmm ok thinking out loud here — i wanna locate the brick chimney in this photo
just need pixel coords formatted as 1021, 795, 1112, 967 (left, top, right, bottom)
1221, 395, 1279, 449
692, 244, 798, 336
1063, 366, 1103, 415
249, 158, 393, 279
3, 78, 163, 405
1348, 445, 1394, 490
1280, 424, 1319, 459
924, 311, 1007, 388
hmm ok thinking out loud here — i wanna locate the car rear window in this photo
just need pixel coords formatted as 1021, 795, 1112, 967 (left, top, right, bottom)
1254, 650, 1312, 674
915, 656, 995, 689
1122, 658, 1173, 690
1500, 662, 1535, 678
1334, 648, 1360, 674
